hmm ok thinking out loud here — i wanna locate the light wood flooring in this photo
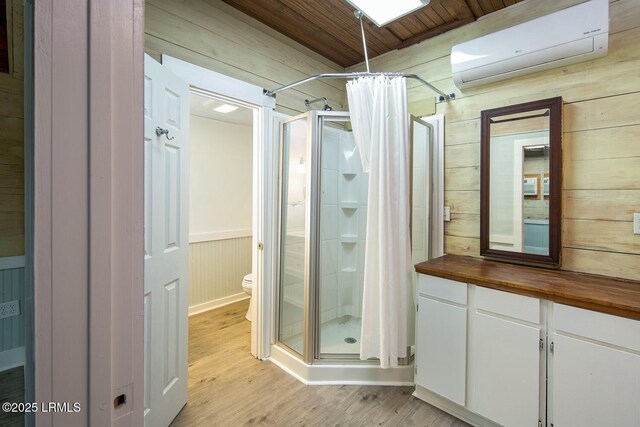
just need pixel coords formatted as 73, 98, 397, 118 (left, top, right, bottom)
0, 366, 25, 427
171, 300, 469, 427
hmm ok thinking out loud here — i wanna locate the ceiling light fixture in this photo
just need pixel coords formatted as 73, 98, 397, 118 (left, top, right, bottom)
213, 104, 239, 113
346, 0, 430, 27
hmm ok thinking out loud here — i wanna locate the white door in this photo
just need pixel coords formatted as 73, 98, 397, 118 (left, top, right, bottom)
143, 54, 190, 426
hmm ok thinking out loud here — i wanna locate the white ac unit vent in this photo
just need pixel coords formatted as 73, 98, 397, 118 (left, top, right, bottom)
451, 0, 609, 89
523, 178, 538, 196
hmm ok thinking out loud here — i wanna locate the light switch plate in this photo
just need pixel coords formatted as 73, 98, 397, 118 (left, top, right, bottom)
444, 206, 451, 222
634, 212, 640, 235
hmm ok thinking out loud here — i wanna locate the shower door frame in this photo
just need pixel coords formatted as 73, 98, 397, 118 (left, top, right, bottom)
276, 111, 439, 365
276, 111, 319, 364
274, 111, 444, 365
277, 111, 359, 364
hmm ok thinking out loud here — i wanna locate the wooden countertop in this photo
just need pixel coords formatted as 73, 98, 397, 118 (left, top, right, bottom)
415, 255, 640, 320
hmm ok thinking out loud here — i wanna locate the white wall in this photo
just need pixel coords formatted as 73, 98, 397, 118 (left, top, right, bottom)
189, 115, 252, 241
188, 114, 253, 313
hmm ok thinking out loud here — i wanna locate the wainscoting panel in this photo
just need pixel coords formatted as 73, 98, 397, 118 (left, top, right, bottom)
189, 236, 252, 313
0, 266, 25, 353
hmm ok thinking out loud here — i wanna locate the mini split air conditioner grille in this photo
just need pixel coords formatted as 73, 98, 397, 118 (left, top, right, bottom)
460, 38, 595, 84
451, 0, 609, 89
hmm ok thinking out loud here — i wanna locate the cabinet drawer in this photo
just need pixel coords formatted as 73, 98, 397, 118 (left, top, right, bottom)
418, 274, 467, 305
554, 304, 640, 352
475, 286, 539, 324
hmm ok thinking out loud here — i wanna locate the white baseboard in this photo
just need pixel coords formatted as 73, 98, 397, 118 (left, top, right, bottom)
269, 344, 414, 386
0, 347, 25, 371
188, 293, 249, 316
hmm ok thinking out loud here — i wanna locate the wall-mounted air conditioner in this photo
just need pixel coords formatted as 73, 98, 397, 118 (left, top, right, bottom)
523, 178, 538, 196
451, 0, 609, 89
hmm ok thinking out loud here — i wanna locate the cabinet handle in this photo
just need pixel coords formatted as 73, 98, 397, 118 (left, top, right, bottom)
539, 338, 544, 351
550, 341, 554, 354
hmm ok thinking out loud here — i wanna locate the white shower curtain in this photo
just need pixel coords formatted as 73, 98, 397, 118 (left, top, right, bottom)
346, 76, 412, 368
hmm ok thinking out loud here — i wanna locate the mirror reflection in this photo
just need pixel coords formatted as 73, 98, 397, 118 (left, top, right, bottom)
488, 108, 550, 255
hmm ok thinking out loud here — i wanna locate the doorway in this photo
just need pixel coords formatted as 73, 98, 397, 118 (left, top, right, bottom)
187, 93, 254, 317
143, 54, 276, 426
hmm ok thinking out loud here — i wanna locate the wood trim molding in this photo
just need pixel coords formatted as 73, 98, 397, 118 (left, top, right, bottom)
0, 255, 25, 270
34, 1, 144, 425
89, 0, 145, 425
34, 1, 89, 425
189, 229, 253, 243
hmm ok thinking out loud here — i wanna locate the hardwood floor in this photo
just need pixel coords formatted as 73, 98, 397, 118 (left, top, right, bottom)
171, 300, 469, 427
0, 366, 24, 427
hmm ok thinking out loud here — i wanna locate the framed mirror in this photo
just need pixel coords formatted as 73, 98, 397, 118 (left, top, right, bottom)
480, 97, 562, 266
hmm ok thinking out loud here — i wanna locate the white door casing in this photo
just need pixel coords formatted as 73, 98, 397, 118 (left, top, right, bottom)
162, 55, 277, 360
420, 114, 444, 259
143, 54, 190, 426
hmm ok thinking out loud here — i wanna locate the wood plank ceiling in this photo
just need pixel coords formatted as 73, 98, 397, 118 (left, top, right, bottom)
219, 0, 523, 68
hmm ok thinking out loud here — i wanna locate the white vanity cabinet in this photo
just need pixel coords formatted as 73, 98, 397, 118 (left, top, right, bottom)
414, 270, 640, 427
469, 287, 543, 427
550, 304, 640, 427
416, 275, 467, 406
414, 255, 640, 427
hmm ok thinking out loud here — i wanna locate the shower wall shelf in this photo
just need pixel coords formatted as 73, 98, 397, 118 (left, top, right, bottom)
340, 235, 358, 244
340, 202, 358, 210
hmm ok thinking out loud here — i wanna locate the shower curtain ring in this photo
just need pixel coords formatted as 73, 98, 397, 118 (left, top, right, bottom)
155, 126, 175, 141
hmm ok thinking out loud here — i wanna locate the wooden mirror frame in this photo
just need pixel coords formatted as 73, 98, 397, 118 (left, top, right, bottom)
480, 97, 563, 267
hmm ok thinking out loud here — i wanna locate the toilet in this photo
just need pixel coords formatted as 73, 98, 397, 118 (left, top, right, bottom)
241, 273, 253, 321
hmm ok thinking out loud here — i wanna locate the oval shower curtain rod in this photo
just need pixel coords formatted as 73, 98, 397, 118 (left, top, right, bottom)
263, 10, 455, 102
264, 72, 455, 101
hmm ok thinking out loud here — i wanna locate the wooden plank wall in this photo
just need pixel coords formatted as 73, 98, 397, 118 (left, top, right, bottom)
144, 0, 347, 116
349, 0, 640, 280
0, 0, 23, 257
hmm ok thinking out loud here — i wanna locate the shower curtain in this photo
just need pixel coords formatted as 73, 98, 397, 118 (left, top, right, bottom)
346, 76, 412, 368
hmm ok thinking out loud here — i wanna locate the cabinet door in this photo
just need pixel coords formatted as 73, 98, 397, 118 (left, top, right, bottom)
470, 312, 540, 427
553, 334, 640, 427
416, 296, 467, 406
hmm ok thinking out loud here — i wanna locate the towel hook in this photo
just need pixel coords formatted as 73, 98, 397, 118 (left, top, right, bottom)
155, 126, 175, 140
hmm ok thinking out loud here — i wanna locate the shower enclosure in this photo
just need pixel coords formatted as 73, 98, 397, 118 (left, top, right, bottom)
276, 111, 433, 366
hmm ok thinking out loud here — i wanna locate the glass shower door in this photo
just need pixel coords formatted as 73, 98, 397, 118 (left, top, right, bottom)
278, 114, 310, 356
